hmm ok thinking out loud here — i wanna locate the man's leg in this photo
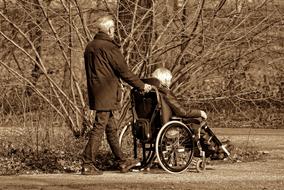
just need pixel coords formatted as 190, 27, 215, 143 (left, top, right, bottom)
81, 111, 110, 175
105, 112, 139, 173
105, 112, 125, 161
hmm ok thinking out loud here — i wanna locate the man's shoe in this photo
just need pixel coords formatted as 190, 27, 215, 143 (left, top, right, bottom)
81, 164, 103, 175
119, 159, 141, 173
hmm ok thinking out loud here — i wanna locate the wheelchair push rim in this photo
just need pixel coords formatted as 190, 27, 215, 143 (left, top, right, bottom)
155, 121, 194, 174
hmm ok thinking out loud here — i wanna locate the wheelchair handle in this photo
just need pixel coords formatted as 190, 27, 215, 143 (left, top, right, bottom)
151, 86, 162, 109
133, 85, 162, 109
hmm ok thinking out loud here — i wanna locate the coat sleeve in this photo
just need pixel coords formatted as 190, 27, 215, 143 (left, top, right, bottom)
107, 47, 145, 91
164, 90, 201, 118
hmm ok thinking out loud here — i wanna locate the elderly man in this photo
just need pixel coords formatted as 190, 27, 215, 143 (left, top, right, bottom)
82, 15, 152, 175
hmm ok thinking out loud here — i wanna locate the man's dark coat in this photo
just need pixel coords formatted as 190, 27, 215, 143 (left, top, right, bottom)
84, 32, 145, 110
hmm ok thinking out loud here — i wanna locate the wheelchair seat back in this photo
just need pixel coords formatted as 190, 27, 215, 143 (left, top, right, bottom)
131, 89, 161, 141
132, 89, 158, 120
141, 78, 172, 124
131, 79, 173, 142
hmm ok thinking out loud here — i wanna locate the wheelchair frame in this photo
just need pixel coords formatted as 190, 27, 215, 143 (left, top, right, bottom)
119, 86, 230, 174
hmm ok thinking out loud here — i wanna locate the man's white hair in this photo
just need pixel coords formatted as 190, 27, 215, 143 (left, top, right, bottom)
152, 67, 173, 88
97, 15, 114, 33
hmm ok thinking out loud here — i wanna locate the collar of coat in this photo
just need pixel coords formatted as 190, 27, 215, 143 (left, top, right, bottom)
94, 31, 121, 48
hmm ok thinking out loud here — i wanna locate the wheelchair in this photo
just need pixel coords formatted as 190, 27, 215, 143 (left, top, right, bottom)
119, 84, 230, 174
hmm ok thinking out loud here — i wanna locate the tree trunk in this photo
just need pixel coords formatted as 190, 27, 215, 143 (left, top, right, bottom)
25, 0, 43, 96
61, 1, 73, 95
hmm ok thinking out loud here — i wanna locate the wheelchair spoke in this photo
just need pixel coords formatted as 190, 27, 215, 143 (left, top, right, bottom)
156, 121, 194, 173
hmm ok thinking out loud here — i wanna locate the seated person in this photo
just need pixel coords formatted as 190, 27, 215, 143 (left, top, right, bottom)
148, 67, 207, 141
146, 69, 230, 158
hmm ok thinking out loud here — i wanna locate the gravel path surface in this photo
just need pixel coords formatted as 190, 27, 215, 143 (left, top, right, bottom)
1, 128, 284, 190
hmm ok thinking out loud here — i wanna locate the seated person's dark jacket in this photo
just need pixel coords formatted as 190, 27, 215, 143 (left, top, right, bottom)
142, 78, 201, 120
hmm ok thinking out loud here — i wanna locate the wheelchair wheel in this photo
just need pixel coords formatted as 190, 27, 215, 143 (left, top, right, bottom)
155, 121, 194, 174
196, 159, 206, 173
119, 124, 155, 169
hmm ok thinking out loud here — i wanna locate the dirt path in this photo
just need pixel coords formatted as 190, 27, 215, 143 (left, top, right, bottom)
1, 128, 284, 190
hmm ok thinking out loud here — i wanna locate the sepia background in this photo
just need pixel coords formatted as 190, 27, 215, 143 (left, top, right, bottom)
0, 0, 283, 175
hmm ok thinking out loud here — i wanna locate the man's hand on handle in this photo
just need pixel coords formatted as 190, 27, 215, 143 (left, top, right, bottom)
144, 84, 152, 93
200, 110, 207, 120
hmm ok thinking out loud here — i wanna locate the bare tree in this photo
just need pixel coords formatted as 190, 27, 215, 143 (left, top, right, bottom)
0, 0, 283, 140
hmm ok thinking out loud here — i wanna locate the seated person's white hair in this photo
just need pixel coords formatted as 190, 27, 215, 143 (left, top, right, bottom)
152, 67, 172, 88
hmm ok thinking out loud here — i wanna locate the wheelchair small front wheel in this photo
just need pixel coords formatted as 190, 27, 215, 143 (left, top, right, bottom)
155, 121, 194, 174
196, 159, 206, 173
